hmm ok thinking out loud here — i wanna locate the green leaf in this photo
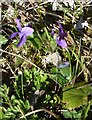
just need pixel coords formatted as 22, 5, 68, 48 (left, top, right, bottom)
40, 72, 48, 82
0, 35, 8, 45
28, 36, 41, 49
63, 82, 92, 109
50, 67, 70, 86
11, 95, 15, 101
13, 99, 20, 105
32, 68, 48, 89
34, 38, 42, 49
3, 112, 15, 119
73, 112, 82, 119
59, 67, 71, 80
19, 99, 25, 108
25, 100, 30, 110
10, 106, 19, 113
24, 69, 30, 77
62, 110, 82, 119
62, 111, 72, 119
0, 108, 4, 119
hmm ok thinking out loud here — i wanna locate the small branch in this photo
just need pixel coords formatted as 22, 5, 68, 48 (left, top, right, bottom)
17, 105, 27, 120
18, 108, 60, 120
0, 48, 40, 70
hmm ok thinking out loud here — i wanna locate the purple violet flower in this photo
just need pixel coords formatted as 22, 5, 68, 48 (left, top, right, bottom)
57, 61, 70, 68
10, 19, 34, 47
52, 22, 67, 48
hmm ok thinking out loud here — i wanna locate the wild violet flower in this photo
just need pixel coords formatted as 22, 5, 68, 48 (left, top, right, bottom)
57, 61, 70, 68
52, 22, 67, 48
10, 19, 34, 47
56, 22, 67, 48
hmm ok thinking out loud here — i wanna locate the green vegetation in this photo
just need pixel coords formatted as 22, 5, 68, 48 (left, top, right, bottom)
0, 1, 92, 120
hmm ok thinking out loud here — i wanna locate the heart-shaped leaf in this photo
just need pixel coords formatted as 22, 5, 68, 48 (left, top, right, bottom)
63, 82, 92, 109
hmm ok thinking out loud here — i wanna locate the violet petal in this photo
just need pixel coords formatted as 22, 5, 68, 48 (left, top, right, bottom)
21, 27, 34, 36
58, 22, 64, 33
16, 19, 22, 32
10, 32, 18, 39
58, 22, 67, 39
17, 35, 26, 47
56, 38, 67, 48
57, 62, 69, 68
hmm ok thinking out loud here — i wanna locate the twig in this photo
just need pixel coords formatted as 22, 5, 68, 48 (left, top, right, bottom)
18, 108, 60, 120
17, 105, 27, 120
26, 1, 51, 10
0, 48, 40, 70
7, 63, 15, 75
